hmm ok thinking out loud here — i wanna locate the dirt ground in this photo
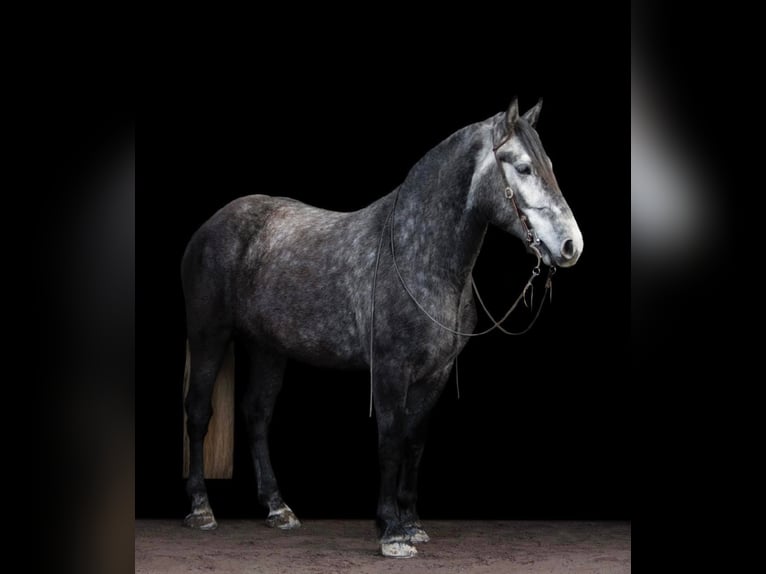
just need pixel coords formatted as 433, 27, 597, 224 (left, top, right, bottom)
135, 519, 630, 573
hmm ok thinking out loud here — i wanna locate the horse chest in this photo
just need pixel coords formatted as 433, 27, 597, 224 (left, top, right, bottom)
372, 284, 475, 374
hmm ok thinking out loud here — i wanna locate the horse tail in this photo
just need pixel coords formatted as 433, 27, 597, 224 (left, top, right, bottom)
182, 338, 236, 479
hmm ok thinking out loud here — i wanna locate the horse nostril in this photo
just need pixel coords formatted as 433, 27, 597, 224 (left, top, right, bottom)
561, 239, 575, 259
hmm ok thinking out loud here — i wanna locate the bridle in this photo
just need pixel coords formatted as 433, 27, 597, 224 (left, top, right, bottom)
475, 127, 557, 330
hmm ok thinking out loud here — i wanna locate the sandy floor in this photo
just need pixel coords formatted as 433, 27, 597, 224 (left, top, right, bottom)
135, 519, 630, 574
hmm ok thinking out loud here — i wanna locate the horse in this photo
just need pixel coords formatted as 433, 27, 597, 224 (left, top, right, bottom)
181, 97, 583, 558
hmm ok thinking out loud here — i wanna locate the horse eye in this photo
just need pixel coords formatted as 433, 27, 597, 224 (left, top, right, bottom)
515, 163, 532, 175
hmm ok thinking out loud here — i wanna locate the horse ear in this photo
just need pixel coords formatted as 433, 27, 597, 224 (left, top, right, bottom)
523, 98, 543, 127
493, 97, 519, 146
506, 97, 519, 128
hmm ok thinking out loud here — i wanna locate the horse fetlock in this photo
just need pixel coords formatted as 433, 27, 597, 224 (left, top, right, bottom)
266, 505, 301, 530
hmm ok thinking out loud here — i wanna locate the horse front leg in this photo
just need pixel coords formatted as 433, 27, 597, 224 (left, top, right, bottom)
397, 426, 430, 543
376, 411, 414, 557
374, 365, 415, 558
397, 366, 452, 544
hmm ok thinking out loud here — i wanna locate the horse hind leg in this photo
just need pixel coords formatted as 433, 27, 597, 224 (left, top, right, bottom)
242, 344, 300, 530
184, 330, 231, 530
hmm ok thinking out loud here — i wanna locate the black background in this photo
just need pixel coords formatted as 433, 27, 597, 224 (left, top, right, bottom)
137, 14, 628, 522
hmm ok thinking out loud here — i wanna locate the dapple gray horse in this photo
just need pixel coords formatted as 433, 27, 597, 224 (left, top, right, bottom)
181, 98, 583, 557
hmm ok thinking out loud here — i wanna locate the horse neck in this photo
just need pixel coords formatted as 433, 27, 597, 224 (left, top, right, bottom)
390, 125, 488, 285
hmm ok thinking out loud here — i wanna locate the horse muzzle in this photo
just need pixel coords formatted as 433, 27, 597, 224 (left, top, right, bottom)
535, 232, 583, 268
556, 234, 583, 267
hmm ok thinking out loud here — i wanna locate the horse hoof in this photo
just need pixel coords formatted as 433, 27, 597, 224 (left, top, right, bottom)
381, 541, 418, 558
184, 510, 218, 530
266, 506, 301, 530
406, 525, 430, 543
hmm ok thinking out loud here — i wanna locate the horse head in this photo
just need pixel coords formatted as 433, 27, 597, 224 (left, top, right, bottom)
475, 98, 583, 268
